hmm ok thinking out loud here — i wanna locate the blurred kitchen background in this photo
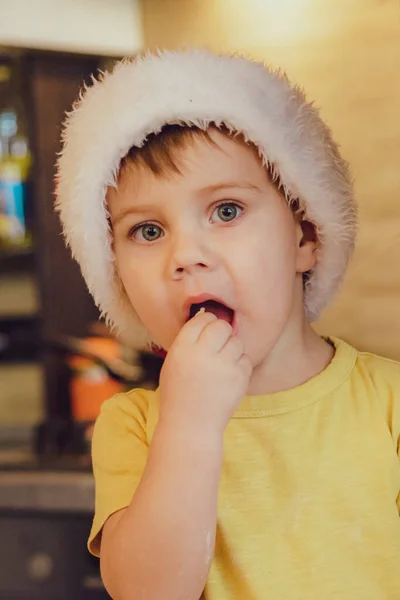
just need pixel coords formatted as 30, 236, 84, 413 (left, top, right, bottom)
0, 0, 399, 598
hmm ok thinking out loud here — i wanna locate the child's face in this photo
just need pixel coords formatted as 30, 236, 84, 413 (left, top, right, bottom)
108, 130, 316, 367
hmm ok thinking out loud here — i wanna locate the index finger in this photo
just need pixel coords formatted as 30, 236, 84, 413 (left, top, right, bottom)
176, 311, 218, 345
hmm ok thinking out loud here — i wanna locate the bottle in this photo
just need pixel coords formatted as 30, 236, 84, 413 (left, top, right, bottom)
0, 58, 32, 250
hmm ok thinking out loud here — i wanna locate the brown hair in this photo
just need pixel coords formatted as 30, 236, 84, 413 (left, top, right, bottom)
118, 123, 261, 179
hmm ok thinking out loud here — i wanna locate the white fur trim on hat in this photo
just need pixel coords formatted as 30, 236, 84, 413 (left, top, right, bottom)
55, 48, 357, 347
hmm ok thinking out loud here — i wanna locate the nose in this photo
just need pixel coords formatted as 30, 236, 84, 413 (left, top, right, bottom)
167, 228, 211, 280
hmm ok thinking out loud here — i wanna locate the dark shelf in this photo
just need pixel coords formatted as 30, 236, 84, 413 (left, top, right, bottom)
0, 313, 40, 323
0, 247, 36, 273
0, 313, 41, 363
0, 245, 33, 257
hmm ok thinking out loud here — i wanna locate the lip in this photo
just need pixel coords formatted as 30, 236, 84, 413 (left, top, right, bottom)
231, 312, 238, 335
183, 293, 237, 330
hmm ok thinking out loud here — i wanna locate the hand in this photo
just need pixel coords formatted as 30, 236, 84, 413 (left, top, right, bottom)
158, 312, 253, 435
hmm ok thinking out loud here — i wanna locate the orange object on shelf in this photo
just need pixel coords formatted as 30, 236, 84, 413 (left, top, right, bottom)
68, 337, 124, 422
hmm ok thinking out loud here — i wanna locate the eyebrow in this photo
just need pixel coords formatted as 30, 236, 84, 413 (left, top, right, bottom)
111, 205, 158, 227
199, 182, 261, 194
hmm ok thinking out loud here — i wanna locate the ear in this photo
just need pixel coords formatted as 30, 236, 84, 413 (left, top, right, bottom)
295, 219, 318, 273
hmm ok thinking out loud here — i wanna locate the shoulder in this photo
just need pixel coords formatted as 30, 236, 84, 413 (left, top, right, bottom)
336, 339, 400, 440
355, 347, 400, 392
100, 387, 157, 423
332, 336, 400, 389
93, 388, 158, 447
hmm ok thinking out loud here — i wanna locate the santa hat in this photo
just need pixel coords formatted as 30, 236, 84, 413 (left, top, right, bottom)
55, 48, 357, 347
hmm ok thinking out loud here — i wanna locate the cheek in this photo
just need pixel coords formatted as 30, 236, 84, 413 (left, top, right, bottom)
232, 214, 300, 358
237, 240, 299, 363
235, 214, 298, 299
114, 248, 177, 347
115, 248, 159, 321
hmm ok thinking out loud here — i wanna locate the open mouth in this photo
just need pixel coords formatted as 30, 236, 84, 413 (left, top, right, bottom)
189, 299, 235, 325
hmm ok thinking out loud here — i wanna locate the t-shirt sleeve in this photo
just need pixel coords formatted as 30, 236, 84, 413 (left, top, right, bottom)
88, 389, 151, 556
363, 353, 400, 507
367, 354, 400, 449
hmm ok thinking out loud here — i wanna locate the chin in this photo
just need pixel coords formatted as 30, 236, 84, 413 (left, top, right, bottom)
242, 327, 283, 367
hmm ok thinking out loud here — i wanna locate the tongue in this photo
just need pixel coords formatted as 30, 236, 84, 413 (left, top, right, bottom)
208, 304, 232, 322
194, 300, 233, 324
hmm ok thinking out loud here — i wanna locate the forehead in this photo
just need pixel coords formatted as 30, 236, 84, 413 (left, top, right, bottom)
111, 129, 268, 205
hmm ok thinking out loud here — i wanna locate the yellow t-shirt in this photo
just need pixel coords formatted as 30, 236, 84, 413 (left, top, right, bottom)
89, 338, 400, 599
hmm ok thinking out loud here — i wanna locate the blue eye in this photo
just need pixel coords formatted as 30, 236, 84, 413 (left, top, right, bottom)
212, 202, 242, 223
131, 223, 163, 242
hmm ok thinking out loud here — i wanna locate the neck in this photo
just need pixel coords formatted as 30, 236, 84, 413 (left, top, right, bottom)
247, 315, 334, 396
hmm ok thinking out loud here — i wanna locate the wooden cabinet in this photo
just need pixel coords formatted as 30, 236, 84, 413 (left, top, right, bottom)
0, 48, 118, 430
27, 50, 101, 421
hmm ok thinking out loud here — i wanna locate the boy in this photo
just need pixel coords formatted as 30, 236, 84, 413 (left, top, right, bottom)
56, 50, 400, 599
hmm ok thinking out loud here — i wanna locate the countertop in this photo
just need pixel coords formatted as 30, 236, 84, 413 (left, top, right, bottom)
0, 450, 95, 513
0, 470, 95, 512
